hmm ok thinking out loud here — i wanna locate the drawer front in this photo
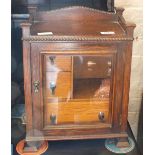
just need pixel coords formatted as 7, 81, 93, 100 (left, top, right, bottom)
45, 72, 72, 98
44, 100, 109, 126
45, 55, 72, 71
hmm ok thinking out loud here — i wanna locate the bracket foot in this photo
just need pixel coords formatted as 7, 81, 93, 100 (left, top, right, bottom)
105, 137, 135, 154
16, 139, 48, 155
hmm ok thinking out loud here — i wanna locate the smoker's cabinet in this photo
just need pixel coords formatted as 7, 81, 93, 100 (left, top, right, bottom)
20, 6, 135, 153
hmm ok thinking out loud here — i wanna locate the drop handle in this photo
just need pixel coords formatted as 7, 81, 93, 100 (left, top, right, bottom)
50, 82, 56, 95
33, 81, 40, 93
98, 112, 105, 122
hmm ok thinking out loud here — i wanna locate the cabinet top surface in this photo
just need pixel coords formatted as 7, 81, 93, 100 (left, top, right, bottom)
30, 20, 125, 37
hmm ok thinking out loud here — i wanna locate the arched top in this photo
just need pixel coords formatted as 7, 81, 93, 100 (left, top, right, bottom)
32, 6, 117, 22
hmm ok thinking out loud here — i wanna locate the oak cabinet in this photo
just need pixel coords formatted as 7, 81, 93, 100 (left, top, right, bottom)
19, 6, 135, 153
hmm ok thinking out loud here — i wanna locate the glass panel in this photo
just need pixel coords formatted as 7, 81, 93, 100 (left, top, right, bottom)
43, 55, 112, 126
73, 56, 111, 99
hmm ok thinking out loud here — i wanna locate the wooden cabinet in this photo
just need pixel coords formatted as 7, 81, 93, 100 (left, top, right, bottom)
20, 6, 135, 153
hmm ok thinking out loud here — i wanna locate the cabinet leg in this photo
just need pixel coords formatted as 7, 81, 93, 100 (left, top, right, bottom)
105, 137, 135, 154
16, 139, 48, 155
116, 137, 130, 148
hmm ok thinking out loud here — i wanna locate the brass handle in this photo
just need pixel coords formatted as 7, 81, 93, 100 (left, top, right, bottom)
50, 114, 56, 125
98, 112, 105, 122
50, 82, 56, 95
49, 56, 56, 65
33, 81, 40, 93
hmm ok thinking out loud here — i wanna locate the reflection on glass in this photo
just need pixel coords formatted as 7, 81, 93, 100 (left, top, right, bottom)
43, 55, 112, 126
94, 79, 110, 99
73, 56, 111, 100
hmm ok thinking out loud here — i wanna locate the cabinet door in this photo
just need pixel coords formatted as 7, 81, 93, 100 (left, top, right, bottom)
41, 54, 115, 128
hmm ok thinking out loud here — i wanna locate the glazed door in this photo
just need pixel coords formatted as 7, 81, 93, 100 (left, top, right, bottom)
40, 53, 115, 128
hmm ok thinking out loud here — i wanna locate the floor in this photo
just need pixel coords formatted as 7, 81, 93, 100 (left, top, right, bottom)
13, 125, 142, 155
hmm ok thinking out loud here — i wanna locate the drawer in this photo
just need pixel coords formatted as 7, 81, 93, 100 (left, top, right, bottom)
45, 55, 72, 72
44, 100, 109, 125
45, 72, 72, 98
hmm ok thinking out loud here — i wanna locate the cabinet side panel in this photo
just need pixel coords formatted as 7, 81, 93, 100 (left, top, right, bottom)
112, 44, 125, 129
23, 41, 33, 134
121, 42, 133, 132
31, 45, 42, 134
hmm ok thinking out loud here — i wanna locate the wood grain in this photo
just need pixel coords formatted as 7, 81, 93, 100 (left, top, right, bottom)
44, 99, 109, 125
45, 72, 72, 98
45, 55, 71, 72
22, 41, 33, 134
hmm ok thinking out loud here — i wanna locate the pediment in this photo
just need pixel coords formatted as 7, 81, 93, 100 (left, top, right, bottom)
34, 6, 117, 22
